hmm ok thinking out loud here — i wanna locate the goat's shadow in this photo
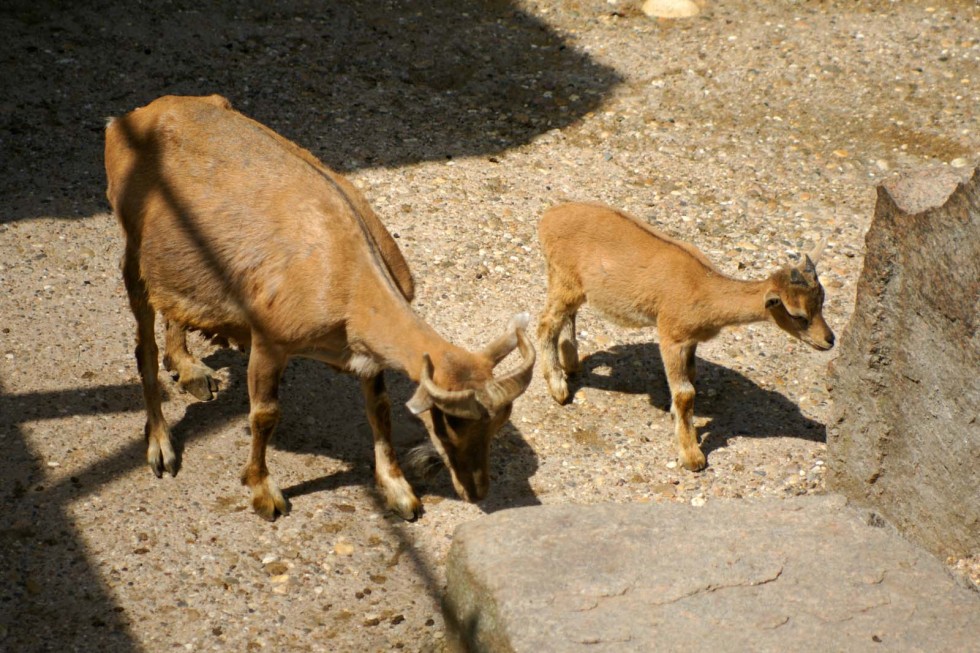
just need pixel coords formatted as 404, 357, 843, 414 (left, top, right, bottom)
172, 345, 539, 515
567, 342, 826, 456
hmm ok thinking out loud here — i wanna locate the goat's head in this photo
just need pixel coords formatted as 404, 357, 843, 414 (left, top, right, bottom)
405, 313, 535, 502
764, 241, 835, 351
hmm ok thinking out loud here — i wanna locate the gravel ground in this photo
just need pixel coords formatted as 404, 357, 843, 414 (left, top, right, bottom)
1, 1, 978, 651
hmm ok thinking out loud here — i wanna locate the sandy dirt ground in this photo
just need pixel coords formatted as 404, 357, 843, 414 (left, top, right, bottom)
1, 1, 977, 651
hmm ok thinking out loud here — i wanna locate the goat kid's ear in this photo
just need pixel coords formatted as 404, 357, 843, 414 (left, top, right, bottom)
406, 385, 433, 415
765, 290, 782, 310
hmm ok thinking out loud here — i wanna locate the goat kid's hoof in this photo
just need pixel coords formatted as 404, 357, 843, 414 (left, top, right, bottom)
680, 449, 707, 472
545, 374, 571, 405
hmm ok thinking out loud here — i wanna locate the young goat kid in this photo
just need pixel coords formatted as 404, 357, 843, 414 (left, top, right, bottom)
537, 202, 834, 471
105, 95, 535, 521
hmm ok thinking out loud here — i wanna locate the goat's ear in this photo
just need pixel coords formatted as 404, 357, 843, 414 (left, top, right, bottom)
765, 290, 782, 310
407, 353, 435, 414
406, 385, 433, 415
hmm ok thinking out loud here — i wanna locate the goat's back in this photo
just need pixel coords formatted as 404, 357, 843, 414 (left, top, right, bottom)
105, 95, 413, 341
538, 202, 722, 327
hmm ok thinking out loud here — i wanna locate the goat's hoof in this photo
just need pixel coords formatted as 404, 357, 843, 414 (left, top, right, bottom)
178, 363, 218, 401
147, 436, 178, 478
250, 479, 290, 521
390, 496, 423, 522
680, 450, 707, 472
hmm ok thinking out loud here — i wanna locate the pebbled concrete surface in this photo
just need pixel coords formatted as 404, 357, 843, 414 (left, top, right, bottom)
445, 495, 980, 652
2, 1, 978, 650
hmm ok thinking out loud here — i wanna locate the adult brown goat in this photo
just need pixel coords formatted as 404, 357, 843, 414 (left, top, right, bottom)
537, 202, 834, 471
105, 95, 534, 521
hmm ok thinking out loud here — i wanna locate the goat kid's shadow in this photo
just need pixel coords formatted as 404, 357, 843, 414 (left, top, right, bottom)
568, 342, 826, 457
170, 347, 540, 515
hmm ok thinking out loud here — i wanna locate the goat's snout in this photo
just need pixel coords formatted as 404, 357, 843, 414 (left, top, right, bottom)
806, 327, 835, 351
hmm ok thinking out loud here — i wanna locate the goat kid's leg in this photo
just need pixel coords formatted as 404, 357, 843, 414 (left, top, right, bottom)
163, 320, 218, 401
240, 340, 290, 521
685, 343, 698, 384
661, 339, 705, 472
538, 295, 580, 405
362, 374, 421, 520
122, 249, 177, 477
557, 313, 581, 374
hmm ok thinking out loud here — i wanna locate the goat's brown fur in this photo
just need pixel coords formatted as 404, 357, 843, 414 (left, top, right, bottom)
537, 202, 834, 471
105, 95, 534, 520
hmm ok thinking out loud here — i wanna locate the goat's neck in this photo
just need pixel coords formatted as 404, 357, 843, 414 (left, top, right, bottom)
351, 293, 472, 383
700, 275, 771, 331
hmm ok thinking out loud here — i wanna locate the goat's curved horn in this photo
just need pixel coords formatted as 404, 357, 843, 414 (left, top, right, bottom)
478, 328, 536, 412
418, 353, 486, 420
482, 312, 531, 364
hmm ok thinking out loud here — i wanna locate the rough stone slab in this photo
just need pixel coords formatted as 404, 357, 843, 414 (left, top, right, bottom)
827, 166, 980, 558
444, 497, 979, 652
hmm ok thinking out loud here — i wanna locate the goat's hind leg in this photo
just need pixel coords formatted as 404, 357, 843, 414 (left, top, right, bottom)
362, 373, 421, 520
122, 249, 177, 477
240, 339, 290, 520
163, 319, 218, 401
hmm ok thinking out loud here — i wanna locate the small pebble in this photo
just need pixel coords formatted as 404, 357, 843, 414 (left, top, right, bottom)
335, 542, 355, 556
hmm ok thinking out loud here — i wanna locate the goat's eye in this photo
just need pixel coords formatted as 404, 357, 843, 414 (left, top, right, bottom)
792, 314, 810, 328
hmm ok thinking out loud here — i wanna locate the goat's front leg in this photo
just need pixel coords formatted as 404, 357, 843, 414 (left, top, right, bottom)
162, 319, 218, 401
557, 313, 581, 374
361, 374, 421, 521
685, 342, 698, 384
122, 248, 177, 477
240, 339, 290, 521
661, 338, 706, 471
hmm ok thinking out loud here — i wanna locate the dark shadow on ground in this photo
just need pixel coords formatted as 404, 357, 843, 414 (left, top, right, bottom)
0, 381, 139, 651
0, 0, 621, 222
569, 342, 826, 455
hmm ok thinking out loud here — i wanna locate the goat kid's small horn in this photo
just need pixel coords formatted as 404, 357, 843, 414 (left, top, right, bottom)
479, 328, 536, 411
807, 236, 828, 266
417, 353, 485, 420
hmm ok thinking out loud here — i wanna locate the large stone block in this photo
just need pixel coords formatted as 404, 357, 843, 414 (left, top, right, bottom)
443, 499, 979, 652
827, 166, 979, 558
